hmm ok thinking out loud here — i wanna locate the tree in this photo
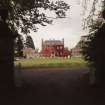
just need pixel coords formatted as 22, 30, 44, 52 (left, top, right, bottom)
26, 35, 35, 49
0, 10, 15, 88
0, 0, 70, 88
14, 34, 24, 57
0, 0, 70, 34
82, 0, 103, 31
82, 22, 105, 85
82, 0, 105, 86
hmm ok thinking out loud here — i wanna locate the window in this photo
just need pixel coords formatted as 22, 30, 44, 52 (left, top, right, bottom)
60, 52, 62, 55
57, 46, 59, 49
56, 52, 59, 56
60, 46, 63, 49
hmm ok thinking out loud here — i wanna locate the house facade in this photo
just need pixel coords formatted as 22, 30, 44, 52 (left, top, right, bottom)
40, 39, 71, 58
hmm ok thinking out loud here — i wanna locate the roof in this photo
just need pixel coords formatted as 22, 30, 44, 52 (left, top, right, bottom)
44, 40, 63, 45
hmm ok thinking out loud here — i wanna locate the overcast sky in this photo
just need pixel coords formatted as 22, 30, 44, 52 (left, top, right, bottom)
30, 0, 87, 51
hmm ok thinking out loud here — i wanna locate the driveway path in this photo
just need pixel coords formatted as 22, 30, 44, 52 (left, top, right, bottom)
3, 68, 105, 105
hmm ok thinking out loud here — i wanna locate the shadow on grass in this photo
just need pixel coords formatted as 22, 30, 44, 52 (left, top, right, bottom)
1, 70, 105, 105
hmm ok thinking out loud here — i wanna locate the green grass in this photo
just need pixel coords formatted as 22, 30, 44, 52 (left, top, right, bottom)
15, 57, 88, 69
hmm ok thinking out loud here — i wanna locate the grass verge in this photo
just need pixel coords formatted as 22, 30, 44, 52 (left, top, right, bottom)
15, 57, 88, 70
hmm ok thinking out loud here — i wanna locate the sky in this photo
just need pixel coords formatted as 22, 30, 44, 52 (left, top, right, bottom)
30, 0, 88, 51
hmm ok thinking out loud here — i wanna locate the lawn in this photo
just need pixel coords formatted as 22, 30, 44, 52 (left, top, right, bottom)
15, 57, 88, 69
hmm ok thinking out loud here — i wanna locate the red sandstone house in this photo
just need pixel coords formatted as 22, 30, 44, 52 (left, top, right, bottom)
40, 39, 71, 58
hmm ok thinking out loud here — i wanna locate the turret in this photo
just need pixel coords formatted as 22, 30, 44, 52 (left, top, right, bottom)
62, 38, 64, 45
42, 39, 44, 50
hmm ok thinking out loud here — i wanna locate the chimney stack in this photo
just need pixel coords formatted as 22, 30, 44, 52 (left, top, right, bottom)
42, 39, 44, 50
62, 38, 64, 45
